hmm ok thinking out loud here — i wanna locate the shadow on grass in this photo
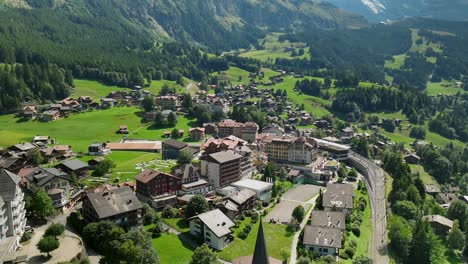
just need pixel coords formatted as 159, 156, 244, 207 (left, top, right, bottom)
147, 123, 176, 131
178, 231, 201, 251
175, 219, 189, 230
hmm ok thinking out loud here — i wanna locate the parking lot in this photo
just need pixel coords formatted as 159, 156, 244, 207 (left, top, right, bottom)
266, 184, 323, 224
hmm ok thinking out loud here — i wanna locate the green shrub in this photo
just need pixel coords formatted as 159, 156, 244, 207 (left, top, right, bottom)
352, 225, 361, 237
358, 202, 366, 211
345, 247, 355, 258
340, 251, 349, 259
349, 240, 358, 248
244, 210, 252, 217
238, 231, 247, 239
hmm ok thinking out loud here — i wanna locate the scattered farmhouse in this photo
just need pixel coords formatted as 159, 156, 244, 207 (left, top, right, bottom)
162, 139, 188, 159
423, 215, 453, 236
189, 127, 205, 141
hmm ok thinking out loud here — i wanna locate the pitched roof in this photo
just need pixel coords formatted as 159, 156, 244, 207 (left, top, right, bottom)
311, 211, 346, 230
303, 226, 342, 249
326, 183, 354, 196
135, 169, 179, 184
13, 142, 36, 151
231, 179, 273, 192
208, 150, 242, 164
60, 159, 88, 171
228, 189, 256, 205
0, 169, 20, 201
191, 209, 235, 238
27, 167, 71, 187
322, 193, 353, 210
86, 186, 143, 219
162, 139, 188, 149
423, 215, 454, 228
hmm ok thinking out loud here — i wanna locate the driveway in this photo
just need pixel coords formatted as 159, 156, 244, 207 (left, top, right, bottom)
266, 184, 323, 224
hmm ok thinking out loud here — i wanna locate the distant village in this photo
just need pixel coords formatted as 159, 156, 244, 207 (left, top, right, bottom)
1, 80, 465, 264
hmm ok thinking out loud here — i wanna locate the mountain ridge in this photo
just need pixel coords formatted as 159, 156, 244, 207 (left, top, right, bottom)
324, 0, 468, 22
0, 0, 368, 51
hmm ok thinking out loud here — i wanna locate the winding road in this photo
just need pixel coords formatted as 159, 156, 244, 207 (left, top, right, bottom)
348, 151, 389, 264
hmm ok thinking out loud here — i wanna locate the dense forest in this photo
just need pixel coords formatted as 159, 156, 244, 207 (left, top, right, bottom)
0, 51, 73, 112
275, 19, 468, 90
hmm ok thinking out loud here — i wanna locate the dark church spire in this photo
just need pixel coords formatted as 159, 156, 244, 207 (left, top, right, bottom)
252, 219, 269, 264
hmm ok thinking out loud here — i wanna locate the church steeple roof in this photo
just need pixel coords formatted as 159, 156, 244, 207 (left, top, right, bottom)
252, 220, 269, 264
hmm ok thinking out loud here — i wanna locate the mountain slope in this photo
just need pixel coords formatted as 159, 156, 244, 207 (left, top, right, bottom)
324, 0, 468, 22
0, 0, 367, 51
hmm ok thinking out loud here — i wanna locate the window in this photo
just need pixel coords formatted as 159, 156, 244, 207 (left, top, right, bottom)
323, 248, 328, 253
205, 232, 211, 237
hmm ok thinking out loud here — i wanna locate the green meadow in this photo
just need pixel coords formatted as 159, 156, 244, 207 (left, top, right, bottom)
0, 107, 197, 153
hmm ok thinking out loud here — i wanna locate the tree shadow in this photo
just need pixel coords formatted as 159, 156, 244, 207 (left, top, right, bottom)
147, 123, 176, 131
175, 219, 190, 230
27, 255, 51, 264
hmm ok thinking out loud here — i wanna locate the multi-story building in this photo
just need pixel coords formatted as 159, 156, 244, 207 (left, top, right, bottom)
0, 169, 27, 261
261, 135, 319, 164
82, 186, 143, 227
155, 95, 180, 111
217, 119, 259, 142
189, 209, 235, 250
173, 164, 211, 195
202, 136, 254, 178
200, 150, 242, 188
26, 167, 73, 208
135, 169, 182, 209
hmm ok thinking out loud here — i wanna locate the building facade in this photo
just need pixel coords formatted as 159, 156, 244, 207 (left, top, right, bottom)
0, 169, 27, 256
82, 187, 143, 227
201, 150, 242, 188
189, 209, 234, 250
135, 169, 182, 209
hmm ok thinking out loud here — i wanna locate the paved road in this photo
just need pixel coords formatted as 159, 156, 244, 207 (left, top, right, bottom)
289, 194, 319, 264
349, 151, 389, 264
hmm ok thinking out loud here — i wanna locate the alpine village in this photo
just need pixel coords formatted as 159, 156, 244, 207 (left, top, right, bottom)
0, 1, 467, 264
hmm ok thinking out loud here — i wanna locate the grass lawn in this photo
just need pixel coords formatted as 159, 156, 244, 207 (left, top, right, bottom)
146, 79, 183, 95
259, 75, 331, 117
218, 218, 293, 262
152, 233, 195, 264
385, 54, 406, 69
72, 79, 128, 99
409, 164, 438, 185
341, 190, 372, 263
212, 66, 251, 85
239, 32, 310, 62
163, 218, 190, 233
0, 106, 198, 152
426, 80, 465, 96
